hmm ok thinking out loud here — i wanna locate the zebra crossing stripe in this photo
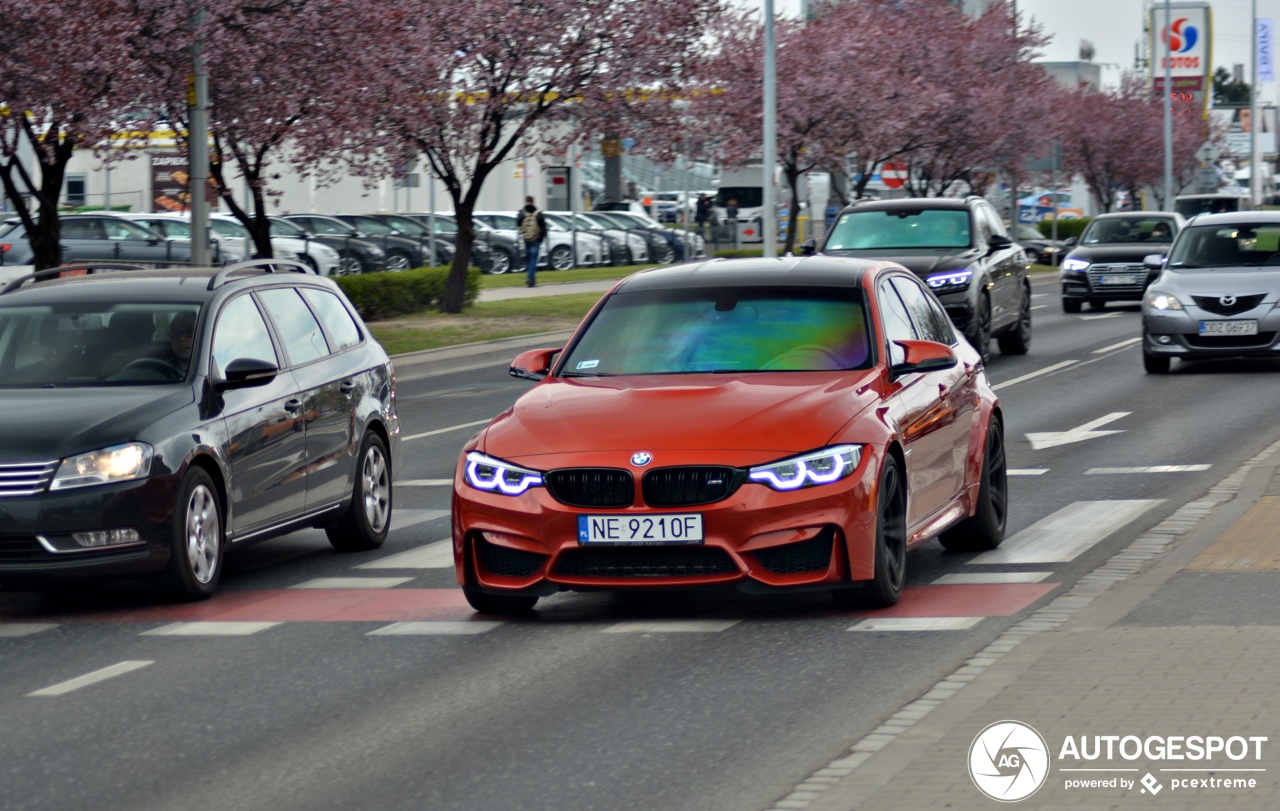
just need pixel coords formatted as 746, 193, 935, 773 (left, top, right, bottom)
142, 622, 282, 636
969, 500, 1163, 565
368, 621, 502, 635
603, 620, 741, 633
849, 617, 983, 631
0, 623, 58, 637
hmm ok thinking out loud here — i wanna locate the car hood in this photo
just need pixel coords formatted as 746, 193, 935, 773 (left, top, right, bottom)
1156, 267, 1280, 301
481, 372, 880, 463
0, 387, 194, 463
825, 248, 982, 276
1067, 244, 1169, 263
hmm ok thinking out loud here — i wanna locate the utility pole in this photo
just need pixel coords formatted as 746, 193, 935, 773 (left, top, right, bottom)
762, 0, 778, 257
1162, 0, 1174, 210
188, 2, 211, 265
1251, 0, 1262, 205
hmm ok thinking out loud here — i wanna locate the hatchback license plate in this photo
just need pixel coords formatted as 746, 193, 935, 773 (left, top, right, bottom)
578, 514, 703, 545
1099, 273, 1142, 286
1199, 320, 1258, 336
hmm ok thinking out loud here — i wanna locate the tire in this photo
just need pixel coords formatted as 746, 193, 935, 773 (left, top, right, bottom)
485, 248, 512, 275
1143, 350, 1171, 374
159, 466, 224, 601
997, 285, 1032, 355
337, 254, 364, 276
653, 242, 676, 265
834, 454, 908, 609
965, 294, 992, 364
299, 254, 320, 273
548, 244, 574, 271
326, 432, 392, 552
939, 418, 1008, 552
463, 586, 539, 615
1062, 298, 1082, 314
385, 251, 413, 272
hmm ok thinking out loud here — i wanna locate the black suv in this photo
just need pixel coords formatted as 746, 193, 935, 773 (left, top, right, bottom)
808, 196, 1032, 361
0, 260, 399, 600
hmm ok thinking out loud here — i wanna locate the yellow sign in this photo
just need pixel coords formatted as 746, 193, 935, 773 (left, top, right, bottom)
601, 137, 623, 158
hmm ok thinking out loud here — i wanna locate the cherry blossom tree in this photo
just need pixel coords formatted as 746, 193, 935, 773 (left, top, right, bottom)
0, 0, 182, 269
375, 0, 724, 313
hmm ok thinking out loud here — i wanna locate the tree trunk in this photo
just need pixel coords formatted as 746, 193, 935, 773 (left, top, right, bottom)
783, 163, 801, 254
441, 197, 477, 314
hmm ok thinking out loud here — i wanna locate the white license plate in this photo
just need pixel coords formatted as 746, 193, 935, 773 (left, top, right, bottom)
1199, 320, 1259, 336
578, 514, 703, 545
1098, 274, 1142, 286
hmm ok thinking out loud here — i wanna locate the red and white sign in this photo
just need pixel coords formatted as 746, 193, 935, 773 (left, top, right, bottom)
881, 161, 907, 189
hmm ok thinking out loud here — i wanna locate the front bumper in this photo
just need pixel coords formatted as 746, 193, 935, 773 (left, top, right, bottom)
0, 476, 180, 582
1061, 268, 1157, 303
452, 449, 881, 596
1143, 307, 1280, 359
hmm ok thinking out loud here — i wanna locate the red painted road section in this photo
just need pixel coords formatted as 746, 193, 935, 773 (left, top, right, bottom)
0, 582, 1056, 624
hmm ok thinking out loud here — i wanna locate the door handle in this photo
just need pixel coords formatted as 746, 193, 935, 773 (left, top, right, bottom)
284, 399, 303, 415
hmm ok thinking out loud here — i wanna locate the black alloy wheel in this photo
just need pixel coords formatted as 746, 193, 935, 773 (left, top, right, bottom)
833, 454, 908, 609
939, 418, 1008, 552
966, 294, 992, 364
997, 284, 1032, 355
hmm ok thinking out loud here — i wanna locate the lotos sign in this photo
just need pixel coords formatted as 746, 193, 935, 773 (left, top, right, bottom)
1149, 2, 1211, 117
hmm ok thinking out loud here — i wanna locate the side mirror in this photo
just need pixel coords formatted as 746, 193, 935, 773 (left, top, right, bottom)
987, 233, 1013, 253
1143, 254, 1167, 271
1064, 235, 1079, 247
800, 238, 818, 257
509, 347, 560, 381
891, 340, 958, 377
213, 357, 279, 390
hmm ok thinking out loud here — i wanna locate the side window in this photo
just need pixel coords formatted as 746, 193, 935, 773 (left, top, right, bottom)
212, 294, 278, 373
878, 280, 918, 366
891, 277, 955, 345
300, 288, 362, 352
62, 219, 103, 240
257, 287, 330, 366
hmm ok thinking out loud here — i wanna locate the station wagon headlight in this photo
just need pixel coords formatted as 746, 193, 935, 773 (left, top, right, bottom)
1062, 258, 1090, 272
1146, 291, 1183, 311
50, 442, 154, 490
465, 452, 544, 496
748, 445, 861, 491
925, 269, 973, 292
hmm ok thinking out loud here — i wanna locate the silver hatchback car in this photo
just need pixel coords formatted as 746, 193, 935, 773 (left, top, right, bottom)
1142, 212, 1280, 373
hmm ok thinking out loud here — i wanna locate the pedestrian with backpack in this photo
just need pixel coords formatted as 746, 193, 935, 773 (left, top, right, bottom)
516, 196, 547, 287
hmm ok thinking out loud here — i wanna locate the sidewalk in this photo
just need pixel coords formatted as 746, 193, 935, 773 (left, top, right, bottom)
476, 277, 620, 302
778, 439, 1280, 811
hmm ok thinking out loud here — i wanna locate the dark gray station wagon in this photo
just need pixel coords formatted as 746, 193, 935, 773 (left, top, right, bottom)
0, 260, 400, 599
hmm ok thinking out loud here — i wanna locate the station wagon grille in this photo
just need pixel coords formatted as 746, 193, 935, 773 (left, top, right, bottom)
553, 546, 738, 578
1191, 294, 1266, 316
1086, 263, 1148, 293
642, 466, 741, 507
0, 536, 47, 563
0, 461, 57, 497
544, 469, 634, 508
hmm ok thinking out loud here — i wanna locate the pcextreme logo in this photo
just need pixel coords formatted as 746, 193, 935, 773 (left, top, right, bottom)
968, 721, 1051, 803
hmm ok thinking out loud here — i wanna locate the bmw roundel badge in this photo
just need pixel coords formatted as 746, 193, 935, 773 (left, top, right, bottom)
631, 452, 653, 467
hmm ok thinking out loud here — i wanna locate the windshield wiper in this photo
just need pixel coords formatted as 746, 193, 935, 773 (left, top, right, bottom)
561, 371, 616, 378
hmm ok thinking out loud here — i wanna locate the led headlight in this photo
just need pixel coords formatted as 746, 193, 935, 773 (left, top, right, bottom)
748, 445, 861, 491
1145, 291, 1183, 311
1062, 258, 1090, 272
925, 269, 973, 292
464, 452, 544, 496
50, 442, 154, 491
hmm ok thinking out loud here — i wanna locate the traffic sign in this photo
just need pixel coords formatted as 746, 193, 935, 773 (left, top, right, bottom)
881, 161, 907, 189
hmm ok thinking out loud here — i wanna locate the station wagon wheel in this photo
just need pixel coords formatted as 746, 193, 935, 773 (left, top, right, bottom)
549, 244, 574, 270
385, 251, 413, 272
337, 254, 364, 276
326, 432, 391, 552
485, 248, 512, 275
939, 417, 1008, 552
159, 466, 224, 601
834, 454, 907, 609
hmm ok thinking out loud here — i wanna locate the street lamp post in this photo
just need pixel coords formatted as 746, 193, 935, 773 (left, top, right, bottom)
1163, 0, 1174, 210
762, 0, 777, 257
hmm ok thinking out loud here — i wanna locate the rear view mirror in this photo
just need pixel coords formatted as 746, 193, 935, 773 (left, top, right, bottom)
214, 357, 279, 390
891, 340, 958, 377
510, 347, 560, 380
800, 238, 817, 256
987, 234, 1013, 253
1143, 254, 1167, 271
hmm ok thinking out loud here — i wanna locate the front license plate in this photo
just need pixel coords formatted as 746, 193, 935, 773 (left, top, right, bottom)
578, 514, 704, 546
1199, 320, 1258, 336
1099, 274, 1142, 285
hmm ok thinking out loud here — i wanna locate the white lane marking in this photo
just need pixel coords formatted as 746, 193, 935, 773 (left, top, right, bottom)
1008, 468, 1050, 476
28, 660, 153, 697
368, 621, 502, 635
849, 617, 982, 631
402, 419, 492, 442
970, 499, 1163, 564
289, 577, 414, 589
932, 572, 1055, 585
1026, 411, 1130, 450
357, 539, 454, 570
398, 479, 453, 486
1031, 293, 1047, 299
1030, 305, 1048, 311
603, 620, 741, 633
1093, 337, 1142, 354
143, 622, 282, 636
392, 509, 450, 529
0, 623, 58, 637
991, 360, 1078, 391
1080, 312, 1123, 320
1086, 465, 1212, 474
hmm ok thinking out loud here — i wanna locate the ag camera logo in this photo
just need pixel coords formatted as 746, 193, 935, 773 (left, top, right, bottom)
968, 720, 1051, 802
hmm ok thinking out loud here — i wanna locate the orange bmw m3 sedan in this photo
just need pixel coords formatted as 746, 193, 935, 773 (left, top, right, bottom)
451, 257, 1007, 614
